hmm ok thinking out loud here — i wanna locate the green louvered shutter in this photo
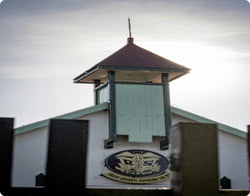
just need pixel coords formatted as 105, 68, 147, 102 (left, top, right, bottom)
116, 84, 166, 142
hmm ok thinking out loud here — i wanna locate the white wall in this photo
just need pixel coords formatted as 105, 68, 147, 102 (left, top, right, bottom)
218, 131, 249, 189
12, 127, 48, 187
12, 111, 109, 187
12, 111, 171, 189
12, 111, 249, 190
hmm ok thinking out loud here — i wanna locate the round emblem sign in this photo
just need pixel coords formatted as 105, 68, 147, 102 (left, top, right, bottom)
105, 149, 169, 178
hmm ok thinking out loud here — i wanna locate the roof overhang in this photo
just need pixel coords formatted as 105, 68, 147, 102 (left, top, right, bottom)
74, 65, 189, 83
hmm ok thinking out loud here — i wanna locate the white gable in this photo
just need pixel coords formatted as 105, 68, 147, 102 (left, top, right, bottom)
12, 104, 249, 189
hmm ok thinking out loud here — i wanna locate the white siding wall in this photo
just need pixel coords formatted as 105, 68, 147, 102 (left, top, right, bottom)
12, 127, 48, 187
12, 111, 249, 189
12, 111, 170, 189
218, 131, 249, 189
12, 111, 108, 187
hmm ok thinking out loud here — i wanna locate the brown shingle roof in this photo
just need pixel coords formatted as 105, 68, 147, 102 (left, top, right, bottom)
74, 38, 190, 83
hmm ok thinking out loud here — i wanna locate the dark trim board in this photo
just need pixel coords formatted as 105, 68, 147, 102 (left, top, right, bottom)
160, 73, 171, 150
104, 71, 117, 148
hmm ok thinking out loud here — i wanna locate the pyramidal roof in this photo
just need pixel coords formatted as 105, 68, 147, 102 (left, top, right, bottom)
74, 37, 190, 83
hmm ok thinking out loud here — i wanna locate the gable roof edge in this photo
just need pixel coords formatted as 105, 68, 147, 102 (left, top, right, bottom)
14, 103, 246, 139
171, 106, 247, 139
15, 102, 109, 135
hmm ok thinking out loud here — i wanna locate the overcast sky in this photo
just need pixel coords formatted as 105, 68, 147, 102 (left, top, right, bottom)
0, 0, 249, 130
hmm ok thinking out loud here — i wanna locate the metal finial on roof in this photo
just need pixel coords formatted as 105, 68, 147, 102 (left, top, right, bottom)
128, 17, 132, 38
127, 17, 134, 44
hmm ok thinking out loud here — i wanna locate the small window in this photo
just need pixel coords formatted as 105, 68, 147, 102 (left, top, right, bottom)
96, 84, 110, 104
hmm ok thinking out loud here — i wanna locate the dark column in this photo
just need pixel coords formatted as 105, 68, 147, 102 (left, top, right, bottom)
0, 118, 14, 194
160, 73, 171, 150
248, 125, 250, 183
170, 123, 219, 196
104, 71, 117, 148
94, 79, 101, 105
46, 119, 88, 194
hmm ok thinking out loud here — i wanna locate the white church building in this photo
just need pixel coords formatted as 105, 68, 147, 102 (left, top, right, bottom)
11, 36, 249, 190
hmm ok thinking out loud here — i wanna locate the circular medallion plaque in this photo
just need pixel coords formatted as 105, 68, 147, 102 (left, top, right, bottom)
105, 149, 169, 178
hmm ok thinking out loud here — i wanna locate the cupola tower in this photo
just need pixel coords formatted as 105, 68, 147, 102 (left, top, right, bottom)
74, 29, 189, 149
